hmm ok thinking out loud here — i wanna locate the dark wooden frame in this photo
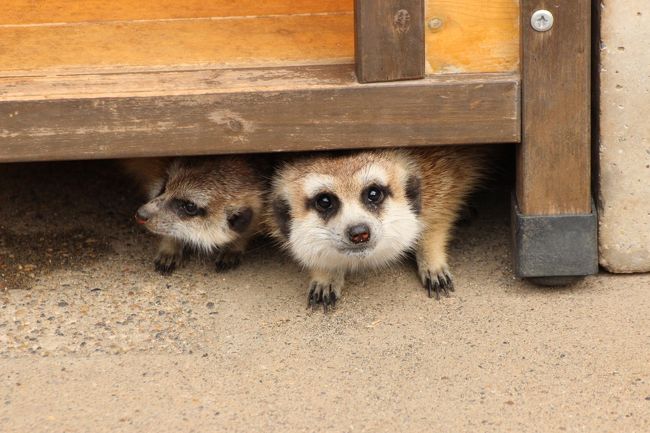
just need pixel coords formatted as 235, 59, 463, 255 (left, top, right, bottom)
354, 0, 425, 83
0, 0, 598, 280
0, 67, 518, 162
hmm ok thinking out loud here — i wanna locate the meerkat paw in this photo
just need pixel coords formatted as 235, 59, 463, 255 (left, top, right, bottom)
416, 225, 455, 300
154, 237, 184, 275
214, 249, 243, 272
307, 281, 340, 312
418, 265, 454, 300
306, 270, 345, 312
154, 250, 182, 275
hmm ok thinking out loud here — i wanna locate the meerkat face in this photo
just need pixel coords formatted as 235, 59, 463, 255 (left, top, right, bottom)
134, 159, 256, 252
272, 152, 423, 271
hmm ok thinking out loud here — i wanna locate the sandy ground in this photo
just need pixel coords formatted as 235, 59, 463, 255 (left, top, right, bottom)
0, 161, 648, 433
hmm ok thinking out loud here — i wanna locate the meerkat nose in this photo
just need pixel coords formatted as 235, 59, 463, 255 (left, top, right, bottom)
347, 224, 371, 244
135, 208, 150, 225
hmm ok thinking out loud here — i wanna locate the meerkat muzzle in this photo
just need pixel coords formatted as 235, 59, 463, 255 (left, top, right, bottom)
347, 224, 371, 244
135, 208, 149, 225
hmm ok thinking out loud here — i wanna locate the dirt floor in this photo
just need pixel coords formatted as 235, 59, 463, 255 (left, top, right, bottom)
0, 161, 648, 433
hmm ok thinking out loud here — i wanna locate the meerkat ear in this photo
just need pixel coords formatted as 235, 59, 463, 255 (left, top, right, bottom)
405, 175, 422, 215
272, 197, 292, 239
227, 207, 254, 233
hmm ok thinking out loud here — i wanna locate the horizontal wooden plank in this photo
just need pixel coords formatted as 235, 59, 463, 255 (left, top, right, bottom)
0, 14, 353, 74
2, 0, 518, 75
1, 0, 353, 25
0, 66, 520, 162
0, 67, 359, 100
425, 0, 519, 73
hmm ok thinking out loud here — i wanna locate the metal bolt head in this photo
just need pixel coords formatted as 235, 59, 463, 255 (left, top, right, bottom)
531, 9, 554, 32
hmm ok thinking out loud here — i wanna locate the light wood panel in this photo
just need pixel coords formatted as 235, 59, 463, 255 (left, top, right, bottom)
0, 15, 354, 73
0, 66, 520, 162
1, 0, 354, 24
0, 0, 519, 74
425, 0, 519, 73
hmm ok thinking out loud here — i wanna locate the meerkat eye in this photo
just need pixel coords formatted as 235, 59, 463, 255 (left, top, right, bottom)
172, 199, 204, 218
181, 201, 199, 216
311, 193, 339, 219
314, 193, 334, 212
365, 185, 385, 205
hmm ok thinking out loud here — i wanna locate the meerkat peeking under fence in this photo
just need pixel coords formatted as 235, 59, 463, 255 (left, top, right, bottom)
267, 147, 487, 311
122, 156, 266, 275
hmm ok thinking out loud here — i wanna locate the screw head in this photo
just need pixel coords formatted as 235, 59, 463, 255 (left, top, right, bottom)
531, 9, 554, 32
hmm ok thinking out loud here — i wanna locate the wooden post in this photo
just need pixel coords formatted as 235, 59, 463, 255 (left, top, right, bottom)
513, 0, 598, 281
518, 0, 592, 215
354, 0, 425, 83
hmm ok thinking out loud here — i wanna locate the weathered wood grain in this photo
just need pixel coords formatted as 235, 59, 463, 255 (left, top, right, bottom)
354, 0, 424, 83
0, 66, 520, 162
1, 0, 519, 76
1, 0, 353, 24
517, 0, 592, 215
0, 14, 354, 74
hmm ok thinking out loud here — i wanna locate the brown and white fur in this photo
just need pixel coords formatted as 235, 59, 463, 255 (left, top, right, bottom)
122, 156, 265, 274
267, 147, 487, 310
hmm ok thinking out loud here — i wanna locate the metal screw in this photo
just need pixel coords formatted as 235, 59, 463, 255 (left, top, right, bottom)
531, 10, 554, 32
427, 17, 443, 31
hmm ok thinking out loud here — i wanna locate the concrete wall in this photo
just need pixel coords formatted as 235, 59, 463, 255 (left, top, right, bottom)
598, 1, 650, 272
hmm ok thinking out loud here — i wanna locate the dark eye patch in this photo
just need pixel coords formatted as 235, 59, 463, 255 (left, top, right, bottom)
227, 207, 254, 234
405, 176, 421, 215
171, 199, 206, 218
361, 184, 391, 212
307, 192, 340, 222
272, 198, 292, 239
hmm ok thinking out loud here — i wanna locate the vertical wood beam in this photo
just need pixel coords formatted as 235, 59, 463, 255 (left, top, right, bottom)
513, 0, 598, 281
517, 0, 592, 215
354, 0, 425, 83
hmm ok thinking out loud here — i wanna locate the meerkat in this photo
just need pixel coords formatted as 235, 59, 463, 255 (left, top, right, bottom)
121, 156, 266, 275
267, 147, 487, 310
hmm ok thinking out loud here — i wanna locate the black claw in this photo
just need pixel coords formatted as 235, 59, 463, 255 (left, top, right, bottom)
445, 275, 454, 293
434, 280, 441, 300
423, 270, 454, 300
215, 261, 237, 272
307, 284, 317, 309
215, 253, 242, 272
306, 282, 338, 312
154, 260, 176, 276
426, 271, 432, 298
442, 272, 454, 296
440, 278, 450, 298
